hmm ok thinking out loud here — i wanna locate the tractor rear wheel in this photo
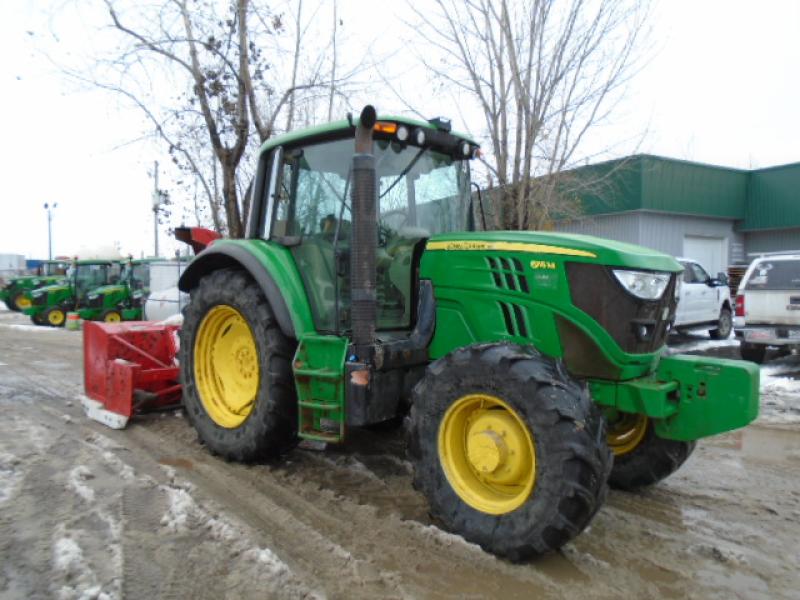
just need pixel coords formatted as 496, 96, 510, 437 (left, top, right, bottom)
606, 413, 695, 490
180, 268, 298, 461
44, 308, 66, 327
407, 344, 611, 561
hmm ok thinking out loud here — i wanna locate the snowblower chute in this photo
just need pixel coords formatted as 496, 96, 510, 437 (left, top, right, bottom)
82, 321, 181, 429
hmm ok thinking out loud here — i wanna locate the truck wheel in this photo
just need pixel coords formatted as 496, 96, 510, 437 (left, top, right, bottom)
607, 413, 695, 490
44, 308, 66, 327
740, 342, 767, 364
11, 293, 30, 312
101, 310, 122, 323
407, 344, 611, 561
709, 307, 732, 339
180, 268, 298, 461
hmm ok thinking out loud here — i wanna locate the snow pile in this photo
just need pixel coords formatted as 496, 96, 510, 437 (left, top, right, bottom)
67, 466, 96, 504
666, 333, 739, 355
160, 486, 198, 533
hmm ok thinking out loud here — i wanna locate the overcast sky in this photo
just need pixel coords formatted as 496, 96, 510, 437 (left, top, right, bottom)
1, 0, 798, 260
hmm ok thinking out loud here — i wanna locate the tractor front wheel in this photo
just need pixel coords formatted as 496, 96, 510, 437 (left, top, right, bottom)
180, 268, 298, 461
407, 344, 611, 561
606, 413, 695, 490
44, 308, 66, 327
11, 293, 30, 312
102, 310, 122, 323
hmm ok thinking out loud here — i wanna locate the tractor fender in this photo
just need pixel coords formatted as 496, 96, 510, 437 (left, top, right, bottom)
179, 243, 298, 339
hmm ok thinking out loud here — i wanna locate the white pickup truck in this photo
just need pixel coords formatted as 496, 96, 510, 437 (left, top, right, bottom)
733, 253, 800, 363
673, 258, 733, 339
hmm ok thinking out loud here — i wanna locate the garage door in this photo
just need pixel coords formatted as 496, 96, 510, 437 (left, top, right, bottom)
683, 236, 728, 276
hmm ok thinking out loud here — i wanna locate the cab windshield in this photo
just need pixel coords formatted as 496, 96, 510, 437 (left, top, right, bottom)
73, 264, 118, 298
272, 136, 473, 333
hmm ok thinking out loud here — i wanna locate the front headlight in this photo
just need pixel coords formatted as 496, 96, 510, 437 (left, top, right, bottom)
612, 269, 671, 300
32, 278, 41, 285
31, 290, 43, 298
88, 293, 99, 300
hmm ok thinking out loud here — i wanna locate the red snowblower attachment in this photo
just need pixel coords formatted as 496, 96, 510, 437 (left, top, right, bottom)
81, 227, 219, 428
82, 321, 182, 429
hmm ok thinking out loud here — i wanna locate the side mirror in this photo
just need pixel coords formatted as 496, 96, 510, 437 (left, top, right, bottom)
716, 272, 729, 286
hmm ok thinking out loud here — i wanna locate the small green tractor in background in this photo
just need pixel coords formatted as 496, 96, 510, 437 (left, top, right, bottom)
176, 106, 759, 560
77, 258, 153, 323
0, 259, 70, 312
24, 259, 121, 327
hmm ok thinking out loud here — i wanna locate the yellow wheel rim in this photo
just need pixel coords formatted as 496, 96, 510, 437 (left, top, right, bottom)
194, 305, 260, 429
15, 296, 32, 310
438, 393, 536, 515
104, 312, 122, 323
607, 413, 648, 456
48, 310, 65, 326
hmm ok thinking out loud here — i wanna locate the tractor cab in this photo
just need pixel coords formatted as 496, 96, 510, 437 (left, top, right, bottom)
79, 259, 154, 322
250, 116, 478, 335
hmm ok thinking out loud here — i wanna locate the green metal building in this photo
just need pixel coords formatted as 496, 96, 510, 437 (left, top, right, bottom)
553, 155, 800, 275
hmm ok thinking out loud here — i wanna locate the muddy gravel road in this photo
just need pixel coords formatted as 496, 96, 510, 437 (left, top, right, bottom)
1, 308, 799, 600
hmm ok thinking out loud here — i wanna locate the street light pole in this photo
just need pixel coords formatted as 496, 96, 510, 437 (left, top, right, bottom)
43, 202, 58, 260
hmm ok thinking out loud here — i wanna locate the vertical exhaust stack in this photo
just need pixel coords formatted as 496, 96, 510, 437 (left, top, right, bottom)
350, 105, 378, 359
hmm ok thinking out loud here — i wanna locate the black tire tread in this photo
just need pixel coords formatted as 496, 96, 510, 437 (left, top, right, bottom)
406, 343, 611, 562
608, 421, 695, 490
180, 268, 297, 462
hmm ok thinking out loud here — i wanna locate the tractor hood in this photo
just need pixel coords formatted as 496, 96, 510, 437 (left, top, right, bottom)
88, 285, 125, 297
32, 283, 69, 297
425, 231, 683, 272
4, 275, 63, 288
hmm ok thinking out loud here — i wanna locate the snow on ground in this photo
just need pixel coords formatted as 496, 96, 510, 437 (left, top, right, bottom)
665, 330, 739, 355
758, 359, 800, 425
158, 313, 184, 326
0, 323, 62, 333
67, 466, 96, 504
0, 452, 23, 505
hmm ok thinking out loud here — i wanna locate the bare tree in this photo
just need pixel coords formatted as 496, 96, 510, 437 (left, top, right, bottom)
411, 0, 649, 230
67, 0, 358, 237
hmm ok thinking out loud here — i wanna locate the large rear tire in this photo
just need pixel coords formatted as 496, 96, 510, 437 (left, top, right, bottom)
407, 344, 611, 561
607, 413, 695, 490
180, 269, 298, 461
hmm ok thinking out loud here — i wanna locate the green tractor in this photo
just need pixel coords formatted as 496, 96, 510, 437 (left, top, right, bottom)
77, 258, 153, 323
0, 259, 70, 312
25, 259, 121, 327
177, 107, 759, 560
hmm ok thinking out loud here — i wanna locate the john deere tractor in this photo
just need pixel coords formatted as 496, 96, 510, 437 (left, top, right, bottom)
77, 258, 152, 323
25, 259, 121, 327
177, 107, 759, 560
0, 260, 70, 312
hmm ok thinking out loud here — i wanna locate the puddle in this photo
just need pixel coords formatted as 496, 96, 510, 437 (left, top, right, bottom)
158, 457, 194, 470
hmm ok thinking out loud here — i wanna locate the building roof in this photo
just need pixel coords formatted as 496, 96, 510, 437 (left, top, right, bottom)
565, 154, 800, 231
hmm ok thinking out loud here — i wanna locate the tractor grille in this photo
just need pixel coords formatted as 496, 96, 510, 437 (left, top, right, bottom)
32, 293, 48, 306
86, 295, 104, 308
566, 262, 677, 354
486, 257, 529, 294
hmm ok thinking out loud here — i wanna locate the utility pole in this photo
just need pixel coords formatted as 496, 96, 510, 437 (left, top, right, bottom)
43, 202, 57, 260
152, 160, 160, 258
